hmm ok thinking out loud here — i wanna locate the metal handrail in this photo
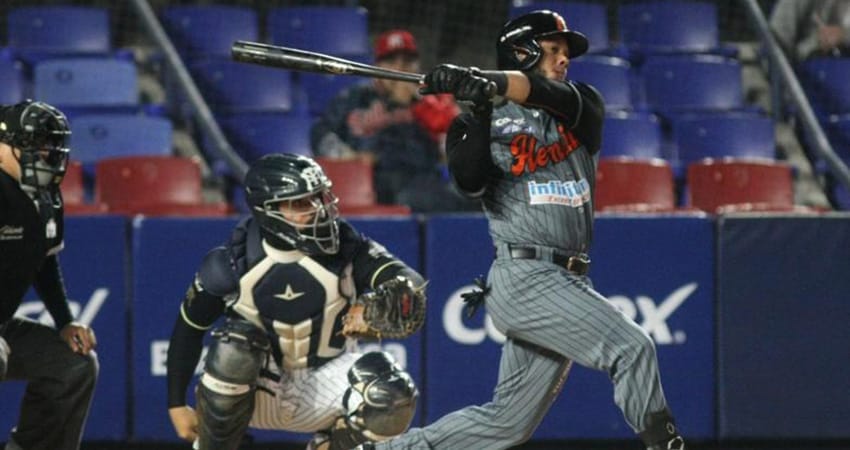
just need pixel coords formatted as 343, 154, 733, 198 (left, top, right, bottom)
128, 0, 249, 180
742, 0, 850, 193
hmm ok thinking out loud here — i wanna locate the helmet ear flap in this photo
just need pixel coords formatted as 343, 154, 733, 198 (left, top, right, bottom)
497, 25, 542, 71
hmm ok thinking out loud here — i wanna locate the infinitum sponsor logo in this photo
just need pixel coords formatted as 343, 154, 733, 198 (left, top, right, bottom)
527, 179, 591, 207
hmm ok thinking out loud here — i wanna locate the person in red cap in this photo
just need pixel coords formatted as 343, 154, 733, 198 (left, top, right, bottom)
310, 29, 477, 213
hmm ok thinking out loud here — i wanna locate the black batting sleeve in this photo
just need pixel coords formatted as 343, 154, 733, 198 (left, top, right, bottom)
167, 247, 236, 408
350, 237, 425, 293
33, 254, 73, 330
446, 107, 497, 197
524, 73, 605, 153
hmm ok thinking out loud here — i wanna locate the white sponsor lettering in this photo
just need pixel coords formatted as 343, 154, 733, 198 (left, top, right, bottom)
15, 288, 109, 327
608, 283, 697, 345
443, 283, 697, 346
151, 340, 208, 376
443, 285, 506, 345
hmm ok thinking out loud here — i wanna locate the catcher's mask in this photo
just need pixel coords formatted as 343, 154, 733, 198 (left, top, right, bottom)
497, 9, 589, 71
0, 100, 71, 190
244, 153, 340, 255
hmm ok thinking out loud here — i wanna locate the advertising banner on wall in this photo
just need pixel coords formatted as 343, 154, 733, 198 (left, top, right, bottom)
717, 215, 850, 438
423, 215, 715, 440
131, 216, 422, 443
0, 216, 129, 441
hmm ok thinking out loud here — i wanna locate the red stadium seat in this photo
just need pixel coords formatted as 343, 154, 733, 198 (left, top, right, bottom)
687, 159, 798, 214
595, 157, 677, 212
61, 160, 107, 215
314, 157, 411, 216
95, 156, 230, 216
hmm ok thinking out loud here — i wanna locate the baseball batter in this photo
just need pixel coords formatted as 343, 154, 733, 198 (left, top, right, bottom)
354, 10, 685, 450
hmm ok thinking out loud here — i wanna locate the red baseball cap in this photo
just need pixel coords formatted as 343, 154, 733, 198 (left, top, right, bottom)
375, 29, 418, 60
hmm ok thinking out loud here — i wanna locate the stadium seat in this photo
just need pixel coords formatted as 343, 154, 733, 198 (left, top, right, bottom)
300, 73, 367, 117
162, 5, 259, 61
33, 58, 138, 109
595, 157, 676, 212
61, 160, 107, 215
617, 1, 734, 59
568, 55, 633, 111
600, 111, 663, 159
687, 159, 795, 213
220, 112, 313, 162
7, 6, 110, 56
509, 1, 610, 54
190, 60, 295, 113
0, 61, 25, 104
95, 156, 230, 216
673, 113, 775, 169
798, 58, 850, 116
641, 55, 744, 114
70, 115, 173, 166
267, 6, 369, 57
314, 157, 411, 216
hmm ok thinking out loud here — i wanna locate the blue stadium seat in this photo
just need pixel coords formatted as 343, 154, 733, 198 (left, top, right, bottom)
162, 5, 258, 61
34, 58, 138, 109
673, 113, 775, 169
69, 114, 173, 166
190, 60, 296, 113
0, 61, 26, 104
618, 1, 735, 60
601, 111, 663, 159
220, 112, 313, 161
568, 55, 633, 111
509, 1, 610, 54
7, 6, 111, 61
798, 58, 850, 116
641, 55, 743, 114
267, 6, 369, 57
300, 73, 367, 116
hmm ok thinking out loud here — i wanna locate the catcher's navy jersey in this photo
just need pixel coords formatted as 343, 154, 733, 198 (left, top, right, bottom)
484, 93, 598, 253
179, 217, 407, 371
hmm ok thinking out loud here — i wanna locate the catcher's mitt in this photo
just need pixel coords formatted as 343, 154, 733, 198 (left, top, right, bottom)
342, 276, 426, 340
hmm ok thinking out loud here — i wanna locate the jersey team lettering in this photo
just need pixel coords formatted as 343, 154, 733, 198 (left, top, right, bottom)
510, 124, 580, 176
528, 179, 590, 206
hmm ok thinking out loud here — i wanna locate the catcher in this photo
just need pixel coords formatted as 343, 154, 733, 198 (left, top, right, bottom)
166, 153, 426, 450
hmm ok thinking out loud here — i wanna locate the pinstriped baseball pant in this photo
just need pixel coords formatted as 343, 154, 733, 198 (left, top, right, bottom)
375, 257, 670, 450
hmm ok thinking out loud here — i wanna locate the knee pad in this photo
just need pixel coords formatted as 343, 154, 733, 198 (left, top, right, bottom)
204, 319, 270, 384
197, 319, 270, 450
344, 352, 418, 440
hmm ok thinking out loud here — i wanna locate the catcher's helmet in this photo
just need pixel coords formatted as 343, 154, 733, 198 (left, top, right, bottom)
497, 10, 589, 70
0, 100, 71, 189
244, 153, 340, 255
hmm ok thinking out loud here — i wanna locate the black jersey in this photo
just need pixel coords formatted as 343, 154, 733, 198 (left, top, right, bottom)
167, 216, 423, 407
0, 170, 71, 327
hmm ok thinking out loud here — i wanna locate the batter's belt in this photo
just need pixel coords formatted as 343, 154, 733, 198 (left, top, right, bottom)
504, 244, 591, 275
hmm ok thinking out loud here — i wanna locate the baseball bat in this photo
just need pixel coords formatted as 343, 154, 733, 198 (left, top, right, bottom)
231, 40, 496, 98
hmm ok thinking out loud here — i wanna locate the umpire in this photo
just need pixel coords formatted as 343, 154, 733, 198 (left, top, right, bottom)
0, 100, 98, 450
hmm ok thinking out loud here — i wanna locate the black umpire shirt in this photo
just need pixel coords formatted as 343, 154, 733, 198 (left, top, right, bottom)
0, 169, 72, 328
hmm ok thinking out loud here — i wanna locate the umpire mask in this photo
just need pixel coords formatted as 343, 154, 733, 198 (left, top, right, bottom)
245, 154, 341, 255
0, 100, 71, 191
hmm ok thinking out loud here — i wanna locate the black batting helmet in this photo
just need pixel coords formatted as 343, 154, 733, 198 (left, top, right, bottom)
0, 100, 71, 189
497, 9, 589, 70
244, 153, 340, 255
